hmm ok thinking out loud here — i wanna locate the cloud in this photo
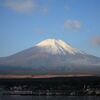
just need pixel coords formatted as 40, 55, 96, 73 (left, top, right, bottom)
91, 36, 100, 47
4, 0, 49, 15
64, 19, 82, 30
5, 0, 36, 12
42, 7, 49, 15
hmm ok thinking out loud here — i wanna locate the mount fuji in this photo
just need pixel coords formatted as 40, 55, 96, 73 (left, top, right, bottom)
0, 39, 100, 75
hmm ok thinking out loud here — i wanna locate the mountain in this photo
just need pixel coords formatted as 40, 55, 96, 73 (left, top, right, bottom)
0, 39, 100, 75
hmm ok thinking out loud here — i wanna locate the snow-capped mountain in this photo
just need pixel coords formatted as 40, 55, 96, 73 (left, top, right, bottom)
0, 39, 100, 75
36, 39, 79, 55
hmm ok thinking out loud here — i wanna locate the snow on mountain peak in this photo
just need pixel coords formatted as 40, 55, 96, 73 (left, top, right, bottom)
36, 39, 80, 55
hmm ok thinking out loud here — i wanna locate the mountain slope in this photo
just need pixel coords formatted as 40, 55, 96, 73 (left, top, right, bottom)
0, 39, 100, 75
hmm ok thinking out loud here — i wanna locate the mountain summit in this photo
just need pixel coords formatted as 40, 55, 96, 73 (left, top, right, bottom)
36, 39, 79, 55
0, 39, 100, 75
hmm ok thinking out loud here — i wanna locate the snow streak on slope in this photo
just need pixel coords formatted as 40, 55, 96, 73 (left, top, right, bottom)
36, 39, 80, 55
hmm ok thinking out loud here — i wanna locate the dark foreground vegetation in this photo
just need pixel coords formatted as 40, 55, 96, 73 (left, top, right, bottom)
0, 76, 100, 96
